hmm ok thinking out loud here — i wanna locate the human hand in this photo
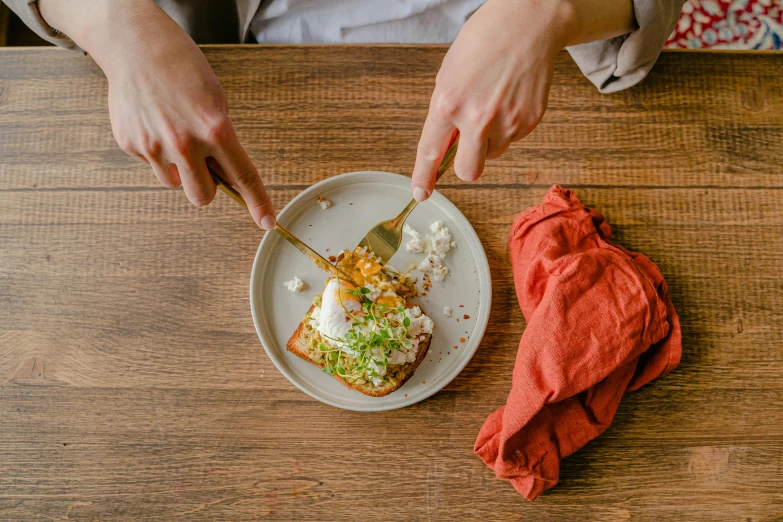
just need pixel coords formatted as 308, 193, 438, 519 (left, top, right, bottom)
411, 0, 635, 201
39, 0, 275, 229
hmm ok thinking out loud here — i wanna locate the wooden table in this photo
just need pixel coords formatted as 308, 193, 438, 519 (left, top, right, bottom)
1, 46, 782, 521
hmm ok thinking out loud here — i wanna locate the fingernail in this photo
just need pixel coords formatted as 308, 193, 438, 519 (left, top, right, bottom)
413, 187, 430, 202
261, 214, 276, 230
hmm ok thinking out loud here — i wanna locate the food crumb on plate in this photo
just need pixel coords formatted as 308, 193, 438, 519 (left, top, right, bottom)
418, 221, 454, 281
405, 220, 456, 283
316, 196, 331, 209
328, 255, 337, 263
460, 337, 466, 343
427, 220, 452, 256
443, 306, 452, 317
284, 276, 304, 293
418, 253, 449, 281
463, 314, 470, 319
403, 223, 425, 253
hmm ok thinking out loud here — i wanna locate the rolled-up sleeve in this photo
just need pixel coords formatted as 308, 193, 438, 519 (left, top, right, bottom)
567, 0, 686, 93
3, 0, 81, 51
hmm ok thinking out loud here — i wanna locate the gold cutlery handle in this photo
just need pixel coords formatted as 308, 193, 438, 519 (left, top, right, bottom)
395, 134, 460, 224
435, 134, 459, 182
210, 170, 249, 210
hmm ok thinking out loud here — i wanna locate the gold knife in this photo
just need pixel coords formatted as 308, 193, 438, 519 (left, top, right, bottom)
209, 170, 358, 286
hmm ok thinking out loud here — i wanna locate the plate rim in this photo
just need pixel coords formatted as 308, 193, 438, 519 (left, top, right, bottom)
249, 171, 491, 411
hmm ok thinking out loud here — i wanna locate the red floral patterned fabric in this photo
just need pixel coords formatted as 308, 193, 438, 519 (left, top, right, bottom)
666, 0, 783, 49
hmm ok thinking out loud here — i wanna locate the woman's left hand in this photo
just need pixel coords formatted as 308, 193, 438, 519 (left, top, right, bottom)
411, 0, 634, 200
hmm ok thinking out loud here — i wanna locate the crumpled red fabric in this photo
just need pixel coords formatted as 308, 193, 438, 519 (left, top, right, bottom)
474, 186, 682, 500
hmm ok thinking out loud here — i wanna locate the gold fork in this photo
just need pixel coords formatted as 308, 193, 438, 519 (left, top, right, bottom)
209, 170, 357, 285
356, 135, 459, 263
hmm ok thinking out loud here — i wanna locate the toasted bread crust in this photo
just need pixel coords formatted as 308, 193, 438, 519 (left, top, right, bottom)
286, 304, 431, 397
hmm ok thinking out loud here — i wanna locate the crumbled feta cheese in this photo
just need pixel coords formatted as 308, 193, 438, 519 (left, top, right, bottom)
368, 359, 386, 387
443, 306, 452, 317
423, 316, 434, 334
425, 220, 452, 257
432, 266, 449, 282
406, 220, 456, 284
389, 350, 407, 365
390, 335, 422, 365
364, 283, 381, 302
403, 223, 425, 253
316, 196, 331, 210
418, 254, 442, 274
407, 236, 425, 253
284, 276, 304, 292
428, 235, 451, 256
405, 306, 434, 336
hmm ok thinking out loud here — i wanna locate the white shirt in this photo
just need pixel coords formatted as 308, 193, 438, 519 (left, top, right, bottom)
251, 0, 485, 44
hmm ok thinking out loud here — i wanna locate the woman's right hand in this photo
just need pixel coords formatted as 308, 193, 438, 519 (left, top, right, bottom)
39, 0, 276, 229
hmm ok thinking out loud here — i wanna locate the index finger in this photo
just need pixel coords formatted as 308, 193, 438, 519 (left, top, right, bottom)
411, 110, 456, 202
210, 133, 276, 230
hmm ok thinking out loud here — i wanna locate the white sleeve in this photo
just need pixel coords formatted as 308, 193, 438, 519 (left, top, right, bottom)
2, 0, 81, 51
566, 0, 686, 93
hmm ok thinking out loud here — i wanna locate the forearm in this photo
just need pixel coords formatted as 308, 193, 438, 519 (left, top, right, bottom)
495, 0, 635, 56
564, 0, 637, 46
37, 0, 177, 72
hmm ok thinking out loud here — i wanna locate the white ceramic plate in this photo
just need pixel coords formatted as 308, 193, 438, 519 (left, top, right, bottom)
250, 171, 491, 411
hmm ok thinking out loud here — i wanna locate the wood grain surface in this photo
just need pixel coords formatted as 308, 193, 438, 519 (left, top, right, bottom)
1, 46, 783, 521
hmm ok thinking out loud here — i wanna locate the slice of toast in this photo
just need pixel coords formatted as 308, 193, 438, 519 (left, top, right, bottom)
286, 250, 432, 397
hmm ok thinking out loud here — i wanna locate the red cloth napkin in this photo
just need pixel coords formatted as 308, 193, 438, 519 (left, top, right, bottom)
474, 186, 682, 500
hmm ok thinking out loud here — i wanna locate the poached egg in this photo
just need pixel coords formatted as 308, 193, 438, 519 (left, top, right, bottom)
310, 278, 361, 346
